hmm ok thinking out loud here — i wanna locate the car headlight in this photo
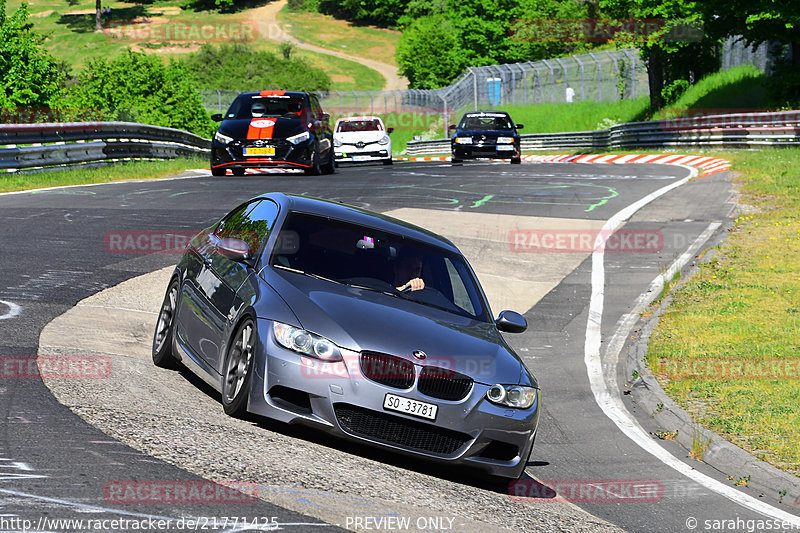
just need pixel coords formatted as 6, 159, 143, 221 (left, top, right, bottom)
454, 137, 473, 144
378, 135, 390, 145
497, 136, 514, 144
486, 384, 537, 409
333, 137, 342, 147
287, 131, 311, 145
272, 322, 342, 362
214, 131, 234, 145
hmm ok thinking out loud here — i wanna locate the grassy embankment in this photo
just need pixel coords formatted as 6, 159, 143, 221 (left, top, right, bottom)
9, 0, 386, 91
648, 149, 800, 476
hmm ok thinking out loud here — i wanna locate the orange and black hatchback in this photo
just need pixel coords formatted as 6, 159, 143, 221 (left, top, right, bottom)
210, 91, 335, 176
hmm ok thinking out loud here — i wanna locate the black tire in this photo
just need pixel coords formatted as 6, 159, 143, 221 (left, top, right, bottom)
451, 157, 463, 164
511, 157, 521, 165
304, 146, 322, 176
232, 168, 246, 176
321, 147, 336, 175
211, 166, 225, 176
222, 318, 256, 417
152, 278, 180, 368
383, 158, 393, 165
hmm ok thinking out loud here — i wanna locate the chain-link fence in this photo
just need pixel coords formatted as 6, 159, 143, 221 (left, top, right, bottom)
199, 48, 647, 117
720, 36, 792, 75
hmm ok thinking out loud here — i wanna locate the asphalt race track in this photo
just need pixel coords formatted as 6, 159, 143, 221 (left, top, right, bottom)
1, 160, 799, 532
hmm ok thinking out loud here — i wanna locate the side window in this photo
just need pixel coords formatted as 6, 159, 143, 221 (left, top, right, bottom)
216, 200, 279, 255
444, 258, 477, 316
310, 95, 324, 119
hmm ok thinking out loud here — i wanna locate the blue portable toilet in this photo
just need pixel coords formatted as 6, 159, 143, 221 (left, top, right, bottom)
487, 77, 501, 106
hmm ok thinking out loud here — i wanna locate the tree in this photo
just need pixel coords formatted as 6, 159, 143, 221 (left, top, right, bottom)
396, 15, 466, 89
0, 0, 66, 115
600, 0, 716, 110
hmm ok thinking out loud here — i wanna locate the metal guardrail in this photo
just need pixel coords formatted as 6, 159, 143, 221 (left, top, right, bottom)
0, 122, 211, 172
406, 110, 800, 156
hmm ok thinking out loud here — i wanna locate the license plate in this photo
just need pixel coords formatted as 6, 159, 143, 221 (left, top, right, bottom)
496, 145, 515, 151
244, 147, 275, 156
353, 155, 371, 161
383, 393, 438, 420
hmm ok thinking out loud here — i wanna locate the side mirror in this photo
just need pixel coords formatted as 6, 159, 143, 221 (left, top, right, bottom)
216, 237, 251, 263
448, 124, 457, 130
495, 310, 527, 333
515, 123, 524, 130
321, 113, 330, 122
211, 113, 223, 122
387, 127, 394, 134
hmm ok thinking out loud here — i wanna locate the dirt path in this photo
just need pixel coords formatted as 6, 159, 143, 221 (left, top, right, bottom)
251, 0, 408, 91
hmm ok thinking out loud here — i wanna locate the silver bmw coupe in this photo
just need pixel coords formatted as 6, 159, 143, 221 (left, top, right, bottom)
153, 193, 539, 479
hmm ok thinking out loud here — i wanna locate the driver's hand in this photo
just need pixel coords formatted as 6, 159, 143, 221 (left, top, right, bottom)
397, 277, 425, 292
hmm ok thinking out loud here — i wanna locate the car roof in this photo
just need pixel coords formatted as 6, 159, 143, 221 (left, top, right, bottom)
262, 193, 459, 252
335, 116, 384, 124
462, 111, 512, 118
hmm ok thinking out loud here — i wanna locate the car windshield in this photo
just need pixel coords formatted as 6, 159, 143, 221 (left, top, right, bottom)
337, 119, 383, 133
225, 95, 304, 119
460, 114, 514, 131
270, 212, 490, 321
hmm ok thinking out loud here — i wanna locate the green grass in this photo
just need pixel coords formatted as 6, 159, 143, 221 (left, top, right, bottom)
647, 148, 800, 475
0, 158, 205, 193
500, 97, 650, 133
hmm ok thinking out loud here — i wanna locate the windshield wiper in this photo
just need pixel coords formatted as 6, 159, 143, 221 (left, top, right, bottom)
272, 264, 341, 285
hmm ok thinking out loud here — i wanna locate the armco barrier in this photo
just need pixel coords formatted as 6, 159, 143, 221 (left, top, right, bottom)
407, 110, 800, 156
0, 122, 211, 172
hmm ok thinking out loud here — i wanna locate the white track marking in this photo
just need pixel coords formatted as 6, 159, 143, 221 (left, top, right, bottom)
0, 300, 21, 320
584, 165, 800, 524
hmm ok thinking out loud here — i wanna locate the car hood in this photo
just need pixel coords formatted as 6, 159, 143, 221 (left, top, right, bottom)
335, 131, 387, 143
220, 117, 306, 140
260, 269, 525, 385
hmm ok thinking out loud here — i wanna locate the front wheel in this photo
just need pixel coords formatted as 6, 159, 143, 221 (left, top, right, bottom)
321, 147, 336, 175
152, 278, 180, 368
211, 166, 225, 176
232, 168, 246, 176
304, 146, 322, 176
383, 158, 393, 166
511, 157, 521, 165
222, 318, 256, 417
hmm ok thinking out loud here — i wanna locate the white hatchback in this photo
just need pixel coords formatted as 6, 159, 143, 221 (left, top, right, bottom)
333, 116, 393, 165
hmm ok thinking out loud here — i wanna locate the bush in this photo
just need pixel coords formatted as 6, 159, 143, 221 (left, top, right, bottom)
0, 0, 66, 113
181, 43, 331, 92
62, 50, 215, 137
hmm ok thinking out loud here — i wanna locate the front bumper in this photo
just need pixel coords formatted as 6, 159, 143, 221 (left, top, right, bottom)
335, 145, 391, 163
211, 139, 314, 170
452, 143, 520, 160
248, 319, 539, 479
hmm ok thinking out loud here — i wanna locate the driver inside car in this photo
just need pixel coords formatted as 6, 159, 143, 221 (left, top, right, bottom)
251, 101, 267, 118
393, 253, 425, 292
